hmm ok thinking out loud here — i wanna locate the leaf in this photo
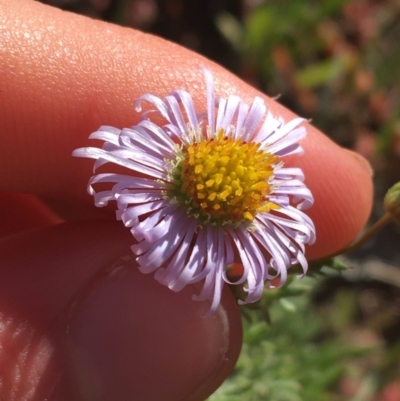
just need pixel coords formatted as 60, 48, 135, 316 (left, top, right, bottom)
295, 58, 345, 88
279, 297, 297, 312
215, 12, 244, 51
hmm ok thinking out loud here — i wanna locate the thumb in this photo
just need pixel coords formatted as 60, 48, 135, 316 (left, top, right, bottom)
0, 220, 242, 401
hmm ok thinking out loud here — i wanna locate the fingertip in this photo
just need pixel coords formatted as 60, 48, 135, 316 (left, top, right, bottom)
300, 131, 373, 259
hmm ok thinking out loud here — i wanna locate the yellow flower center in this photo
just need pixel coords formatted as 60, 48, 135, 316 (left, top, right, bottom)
170, 129, 281, 226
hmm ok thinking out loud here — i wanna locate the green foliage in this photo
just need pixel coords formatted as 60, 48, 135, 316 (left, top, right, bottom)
218, 0, 400, 156
208, 277, 371, 401
294, 58, 346, 89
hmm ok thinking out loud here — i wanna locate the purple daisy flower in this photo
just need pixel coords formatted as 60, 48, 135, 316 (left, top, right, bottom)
73, 68, 316, 312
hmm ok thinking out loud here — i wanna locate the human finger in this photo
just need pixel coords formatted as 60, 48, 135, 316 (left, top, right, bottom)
0, 219, 242, 401
0, 0, 373, 259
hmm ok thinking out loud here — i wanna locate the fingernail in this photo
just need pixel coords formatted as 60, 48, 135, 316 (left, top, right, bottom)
63, 258, 242, 401
342, 148, 374, 177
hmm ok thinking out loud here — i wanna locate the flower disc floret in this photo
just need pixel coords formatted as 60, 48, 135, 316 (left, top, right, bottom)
169, 129, 280, 226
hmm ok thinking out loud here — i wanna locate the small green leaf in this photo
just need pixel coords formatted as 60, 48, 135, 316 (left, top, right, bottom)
295, 58, 345, 88
279, 298, 297, 312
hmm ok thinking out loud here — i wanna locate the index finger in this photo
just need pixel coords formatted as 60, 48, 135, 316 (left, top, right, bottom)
0, 0, 373, 259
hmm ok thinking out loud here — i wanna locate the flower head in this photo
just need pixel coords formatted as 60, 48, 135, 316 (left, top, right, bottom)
73, 68, 316, 312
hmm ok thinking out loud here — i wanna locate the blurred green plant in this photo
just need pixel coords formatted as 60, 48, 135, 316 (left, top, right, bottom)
208, 276, 373, 401
217, 0, 400, 157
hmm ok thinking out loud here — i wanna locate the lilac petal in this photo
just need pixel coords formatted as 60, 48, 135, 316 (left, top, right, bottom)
89, 178, 163, 202
135, 215, 188, 268
134, 94, 171, 122
224, 230, 249, 286
273, 186, 314, 210
270, 226, 308, 278
267, 195, 289, 207
261, 220, 307, 284
229, 229, 266, 305
224, 232, 235, 267
119, 200, 167, 227
141, 213, 176, 242
163, 123, 184, 141
294, 250, 308, 278
103, 147, 166, 172
275, 144, 304, 157
258, 215, 307, 252
88, 126, 121, 145
119, 126, 174, 157
170, 89, 199, 131
216, 95, 241, 131
251, 112, 282, 143
264, 126, 306, 155
92, 190, 115, 207
273, 179, 306, 189
237, 227, 267, 285
137, 121, 176, 149
233, 226, 268, 292
215, 97, 227, 135
273, 206, 316, 244
267, 131, 304, 154
75, 147, 166, 179
186, 226, 223, 283
154, 219, 197, 287
234, 101, 250, 140
241, 96, 266, 142
88, 187, 163, 207
114, 191, 164, 205
260, 117, 305, 148
197, 226, 221, 286
102, 141, 160, 164
260, 212, 310, 239
88, 173, 165, 189
170, 227, 208, 290
252, 221, 291, 280
207, 264, 224, 315
274, 167, 305, 181
193, 226, 222, 302
223, 230, 248, 285
206, 229, 226, 314
275, 204, 315, 231
130, 204, 178, 242
163, 95, 189, 135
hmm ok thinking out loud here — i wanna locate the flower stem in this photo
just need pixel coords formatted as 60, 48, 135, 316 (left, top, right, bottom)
337, 212, 394, 256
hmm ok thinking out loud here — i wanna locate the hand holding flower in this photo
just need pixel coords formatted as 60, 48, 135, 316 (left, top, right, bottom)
0, 1, 373, 400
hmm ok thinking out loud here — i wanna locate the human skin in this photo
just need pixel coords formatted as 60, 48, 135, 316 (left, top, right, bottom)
0, 1, 373, 400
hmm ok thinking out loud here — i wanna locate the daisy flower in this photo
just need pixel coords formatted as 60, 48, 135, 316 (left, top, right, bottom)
73, 68, 316, 312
